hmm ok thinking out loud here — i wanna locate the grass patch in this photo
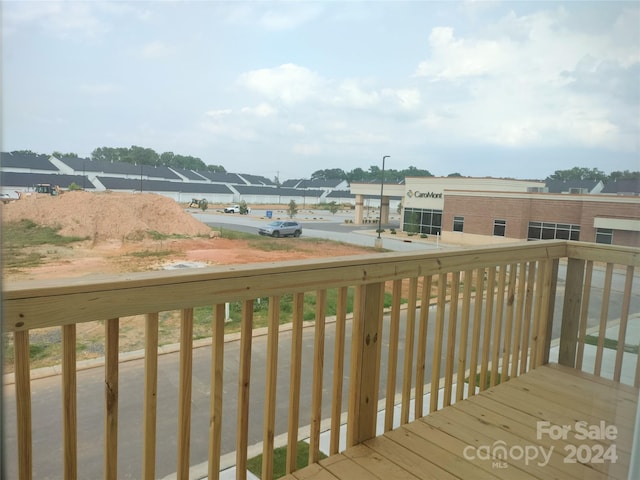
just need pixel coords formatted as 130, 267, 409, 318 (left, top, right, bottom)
218, 228, 258, 241
2, 219, 88, 269
146, 230, 190, 241
583, 334, 638, 354
247, 441, 327, 479
3, 219, 87, 247
127, 250, 173, 258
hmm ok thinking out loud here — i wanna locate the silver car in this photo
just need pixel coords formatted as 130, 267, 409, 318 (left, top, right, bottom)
258, 220, 302, 238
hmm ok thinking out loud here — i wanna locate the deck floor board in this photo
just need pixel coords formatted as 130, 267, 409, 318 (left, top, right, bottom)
282, 365, 637, 480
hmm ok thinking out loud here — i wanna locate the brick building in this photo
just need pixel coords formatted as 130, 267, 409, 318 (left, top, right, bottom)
441, 191, 639, 247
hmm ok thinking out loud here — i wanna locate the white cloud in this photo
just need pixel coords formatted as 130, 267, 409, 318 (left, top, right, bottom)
80, 83, 120, 95
258, 4, 324, 30
411, 7, 639, 152
382, 88, 422, 110
289, 123, 306, 133
331, 79, 380, 108
205, 109, 233, 117
239, 64, 325, 105
292, 143, 322, 155
140, 41, 176, 59
241, 103, 278, 117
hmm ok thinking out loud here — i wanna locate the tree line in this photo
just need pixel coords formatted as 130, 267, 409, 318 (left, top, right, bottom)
311, 166, 639, 183
24, 146, 225, 172
8, 149, 638, 183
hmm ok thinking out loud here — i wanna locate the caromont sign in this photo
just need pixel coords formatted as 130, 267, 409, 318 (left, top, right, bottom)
406, 190, 442, 199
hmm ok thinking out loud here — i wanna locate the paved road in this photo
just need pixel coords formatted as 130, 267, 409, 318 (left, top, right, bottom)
191, 209, 445, 252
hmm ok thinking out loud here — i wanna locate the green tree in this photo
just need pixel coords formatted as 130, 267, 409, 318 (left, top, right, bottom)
287, 200, 298, 219
239, 200, 250, 214
608, 170, 640, 182
128, 145, 160, 165
327, 201, 339, 215
547, 167, 607, 182
92, 147, 124, 163
311, 168, 346, 181
52, 151, 78, 159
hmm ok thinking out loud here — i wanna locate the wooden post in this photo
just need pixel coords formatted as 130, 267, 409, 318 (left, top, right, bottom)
14, 330, 32, 480
347, 282, 384, 447
558, 258, 585, 367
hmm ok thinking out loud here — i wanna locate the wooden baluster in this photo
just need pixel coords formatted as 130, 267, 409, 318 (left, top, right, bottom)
479, 267, 495, 390
286, 293, 304, 474
104, 318, 119, 480
501, 264, 517, 384
309, 290, 327, 465
62, 324, 77, 480
520, 262, 536, 374
614, 266, 634, 382
594, 263, 614, 376
142, 313, 158, 480
401, 277, 418, 424
443, 271, 459, 406
530, 260, 548, 368
576, 261, 593, 369
176, 309, 193, 480
490, 266, 506, 387
456, 270, 473, 402
467, 268, 485, 397
208, 304, 226, 480
330, 287, 348, 454
510, 262, 527, 379
538, 258, 557, 366
429, 273, 447, 412
384, 280, 402, 432
415, 275, 433, 418
236, 300, 253, 480
262, 296, 281, 479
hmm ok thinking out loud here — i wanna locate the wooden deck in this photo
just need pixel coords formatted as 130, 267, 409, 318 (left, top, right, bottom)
285, 364, 638, 480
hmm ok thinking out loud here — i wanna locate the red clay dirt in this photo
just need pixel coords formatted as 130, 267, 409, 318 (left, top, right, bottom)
1, 191, 374, 281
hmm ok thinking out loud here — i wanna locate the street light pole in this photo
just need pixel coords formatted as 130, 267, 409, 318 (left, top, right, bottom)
377, 155, 390, 242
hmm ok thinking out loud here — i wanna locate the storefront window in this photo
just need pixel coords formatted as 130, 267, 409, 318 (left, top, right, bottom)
527, 221, 580, 241
403, 208, 442, 235
595, 228, 613, 244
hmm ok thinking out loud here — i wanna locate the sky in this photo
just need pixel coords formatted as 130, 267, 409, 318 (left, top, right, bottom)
2, 1, 639, 181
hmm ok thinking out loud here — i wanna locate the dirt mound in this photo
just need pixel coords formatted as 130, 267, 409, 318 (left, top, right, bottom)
1, 191, 211, 241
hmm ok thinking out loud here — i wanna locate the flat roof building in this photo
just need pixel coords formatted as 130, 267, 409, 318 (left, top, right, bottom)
350, 176, 639, 247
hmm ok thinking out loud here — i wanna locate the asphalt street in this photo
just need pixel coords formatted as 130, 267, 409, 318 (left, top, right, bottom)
190, 208, 445, 252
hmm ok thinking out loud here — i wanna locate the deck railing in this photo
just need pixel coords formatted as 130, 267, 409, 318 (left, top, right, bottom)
3, 240, 638, 480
